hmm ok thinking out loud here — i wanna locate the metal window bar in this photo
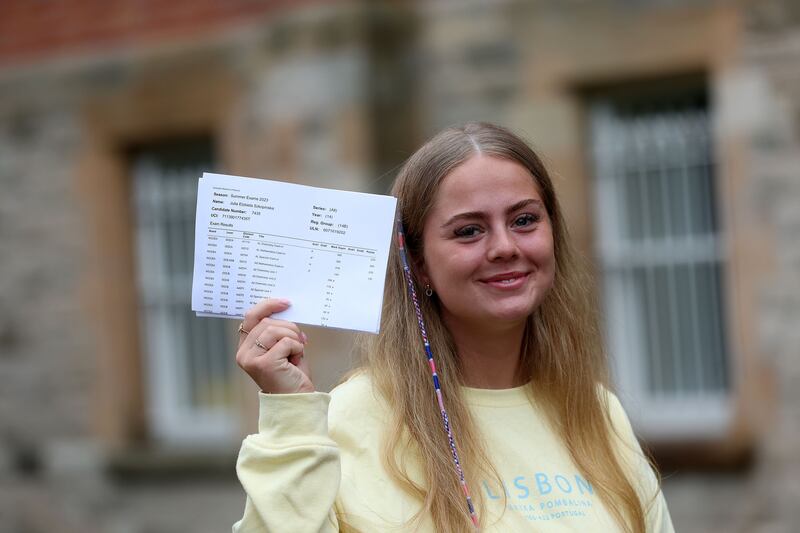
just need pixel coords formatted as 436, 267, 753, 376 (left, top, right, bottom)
591, 101, 731, 439
132, 145, 237, 447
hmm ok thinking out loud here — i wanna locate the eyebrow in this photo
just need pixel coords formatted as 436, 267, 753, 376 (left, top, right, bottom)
440, 198, 544, 228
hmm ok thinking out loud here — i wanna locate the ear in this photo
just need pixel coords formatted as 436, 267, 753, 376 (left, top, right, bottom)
414, 257, 430, 288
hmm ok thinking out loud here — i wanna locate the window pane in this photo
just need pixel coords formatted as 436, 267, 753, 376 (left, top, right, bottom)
132, 139, 238, 446
592, 93, 730, 412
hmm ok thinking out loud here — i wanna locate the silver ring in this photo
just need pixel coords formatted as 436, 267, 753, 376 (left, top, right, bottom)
238, 322, 250, 335
254, 338, 268, 351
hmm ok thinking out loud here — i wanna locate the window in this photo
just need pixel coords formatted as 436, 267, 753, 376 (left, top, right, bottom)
590, 88, 732, 439
131, 139, 238, 447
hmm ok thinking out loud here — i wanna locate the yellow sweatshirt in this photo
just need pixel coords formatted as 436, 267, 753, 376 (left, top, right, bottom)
233, 373, 674, 532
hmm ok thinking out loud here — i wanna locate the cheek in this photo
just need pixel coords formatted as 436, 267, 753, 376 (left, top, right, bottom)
425, 248, 478, 287
524, 230, 555, 265
539, 226, 556, 260
528, 241, 557, 291
540, 245, 557, 288
541, 247, 556, 274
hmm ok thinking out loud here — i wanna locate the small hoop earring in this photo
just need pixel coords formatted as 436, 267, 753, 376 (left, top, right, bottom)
424, 284, 433, 297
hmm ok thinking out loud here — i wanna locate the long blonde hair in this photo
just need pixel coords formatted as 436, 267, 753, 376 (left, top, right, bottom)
359, 122, 651, 532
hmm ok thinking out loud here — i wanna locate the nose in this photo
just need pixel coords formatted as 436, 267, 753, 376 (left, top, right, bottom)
486, 228, 519, 262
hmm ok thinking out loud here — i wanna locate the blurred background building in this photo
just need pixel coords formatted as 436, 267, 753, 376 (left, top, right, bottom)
0, 0, 798, 532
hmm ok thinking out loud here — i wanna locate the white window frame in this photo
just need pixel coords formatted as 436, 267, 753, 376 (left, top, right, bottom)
590, 100, 733, 440
132, 146, 238, 448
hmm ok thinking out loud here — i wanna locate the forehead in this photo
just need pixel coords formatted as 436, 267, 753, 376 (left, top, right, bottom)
430, 155, 542, 215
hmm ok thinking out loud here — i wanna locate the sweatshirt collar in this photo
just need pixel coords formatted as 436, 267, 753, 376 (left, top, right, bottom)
461, 382, 532, 407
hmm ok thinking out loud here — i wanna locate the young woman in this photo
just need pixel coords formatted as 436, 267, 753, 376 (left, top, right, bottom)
232, 123, 674, 532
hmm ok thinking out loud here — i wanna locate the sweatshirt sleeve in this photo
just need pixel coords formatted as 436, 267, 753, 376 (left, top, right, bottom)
605, 391, 676, 533
232, 392, 340, 533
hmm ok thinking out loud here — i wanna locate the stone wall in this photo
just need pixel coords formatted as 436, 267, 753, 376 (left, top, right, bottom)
0, 73, 102, 531
0, 4, 387, 531
657, 4, 800, 531
0, 1, 798, 532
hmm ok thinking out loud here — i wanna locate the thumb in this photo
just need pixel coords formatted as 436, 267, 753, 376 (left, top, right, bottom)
289, 352, 312, 384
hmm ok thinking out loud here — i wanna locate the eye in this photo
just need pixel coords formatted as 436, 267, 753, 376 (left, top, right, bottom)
512, 213, 540, 228
453, 224, 482, 238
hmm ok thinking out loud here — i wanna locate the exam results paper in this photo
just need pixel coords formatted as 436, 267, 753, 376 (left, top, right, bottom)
191, 173, 397, 333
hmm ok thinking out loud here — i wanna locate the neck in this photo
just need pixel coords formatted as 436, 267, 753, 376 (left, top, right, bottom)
443, 315, 527, 389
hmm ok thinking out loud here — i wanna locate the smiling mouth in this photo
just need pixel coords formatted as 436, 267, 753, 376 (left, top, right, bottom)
480, 272, 529, 286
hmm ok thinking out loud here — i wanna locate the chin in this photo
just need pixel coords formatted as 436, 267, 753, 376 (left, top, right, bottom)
486, 304, 537, 325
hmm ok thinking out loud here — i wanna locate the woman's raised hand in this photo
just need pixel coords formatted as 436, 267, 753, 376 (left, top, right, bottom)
235, 298, 314, 394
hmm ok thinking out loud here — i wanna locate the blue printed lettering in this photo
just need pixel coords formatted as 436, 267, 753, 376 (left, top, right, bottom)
535, 473, 552, 495
482, 480, 501, 500
514, 476, 530, 499
575, 474, 594, 495
554, 475, 573, 493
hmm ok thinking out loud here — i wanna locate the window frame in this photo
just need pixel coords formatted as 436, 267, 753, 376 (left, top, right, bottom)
130, 140, 240, 448
589, 90, 734, 440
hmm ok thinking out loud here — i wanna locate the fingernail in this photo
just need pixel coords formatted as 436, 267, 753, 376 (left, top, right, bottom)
300, 332, 309, 344
277, 298, 291, 306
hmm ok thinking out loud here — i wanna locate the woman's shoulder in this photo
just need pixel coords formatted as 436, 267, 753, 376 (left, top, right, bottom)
597, 386, 667, 516
328, 370, 387, 422
596, 384, 638, 444
330, 369, 374, 402
596, 385, 656, 477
